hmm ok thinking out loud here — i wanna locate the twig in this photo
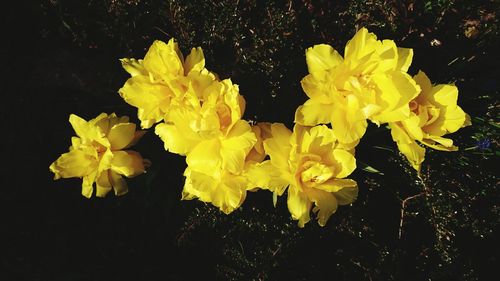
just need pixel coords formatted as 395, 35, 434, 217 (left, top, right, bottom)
398, 192, 425, 239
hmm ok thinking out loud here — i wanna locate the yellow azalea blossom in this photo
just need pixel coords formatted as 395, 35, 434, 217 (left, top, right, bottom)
252, 123, 358, 227
119, 38, 216, 129
295, 27, 420, 143
50, 113, 147, 198
390, 71, 471, 171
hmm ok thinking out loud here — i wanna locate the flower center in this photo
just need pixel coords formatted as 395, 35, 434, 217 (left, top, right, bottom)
409, 100, 419, 112
300, 161, 334, 188
216, 103, 232, 130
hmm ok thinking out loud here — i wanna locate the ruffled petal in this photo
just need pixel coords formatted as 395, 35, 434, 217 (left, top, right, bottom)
49, 149, 97, 179
307, 188, 338, 227
186, 139, 222, 176
294, 99, 334, 126
331, 95, 368, 143
143, 39, 184, 79
287, 186, 312, 228
331, 149, 356, 178
81, 171, 96, 198
118, 76, 173, 129
111, 151, 145, 177
397, 141, 425, 172
109, 170, 128, 196
245, 160, 289, 195
220, 120, 256, 174
120, 58, 146, 77
184, 47, 205, 74
108, 123, 136, 150
95, 170, 112, 197
396, 47, 413, 72
263, 123, 293, 171
443, 105, 467, 133
333, 182, 358, 205
305, 44, 343, 74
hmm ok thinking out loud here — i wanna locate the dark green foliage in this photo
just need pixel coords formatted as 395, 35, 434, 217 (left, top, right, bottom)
4, 0, 499, 280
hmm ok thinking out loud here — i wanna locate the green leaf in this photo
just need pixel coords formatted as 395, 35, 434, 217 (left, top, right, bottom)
358, 161, 384, 175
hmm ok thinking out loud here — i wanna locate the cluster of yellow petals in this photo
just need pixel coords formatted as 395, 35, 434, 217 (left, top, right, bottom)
297, 27, 469, 172
120, 38, 261, 214
119, 39, 216, 129
51, 28, 470, 227
247, 124, 358, 227
296, 27, 420, 143
389, 71, 470, 171
50, 113, 147, 198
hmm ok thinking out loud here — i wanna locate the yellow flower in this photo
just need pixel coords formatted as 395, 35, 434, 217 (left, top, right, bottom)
295, 28, 420, 143
49, 113, 147, 198
390, 71, 471, 171
154, 78, 256, 213
155, 79, 248, 158
177, 118, 257, 214
253, 123, 358, 227
119, 38, 216, 129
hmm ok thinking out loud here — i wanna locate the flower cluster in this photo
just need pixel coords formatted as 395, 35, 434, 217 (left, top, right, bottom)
120, 38, 261, 214
50, 28, 469, 227
297, 28, 470, 172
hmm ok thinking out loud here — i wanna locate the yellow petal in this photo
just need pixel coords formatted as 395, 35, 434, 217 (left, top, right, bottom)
186, 139, 222, 176
413, 71, 433, 98
81, 171, 97, 198
120, 58, 146, 77
396, 47, 413, 72
331, 149, 356, 178
390, 121, 413, 144
344, 27, 378, 62
315, 178, 357, 193
300, 73, 331, 100
184, 47, 205, 74
305, 44, 343, 74
49, 149, 97, 179
287, 186, 312, 228
155, 123, 199, 155
245, 160, 289, 195
397, 141, 425, 171
331, 96, 368, 143
432, 84, 458, 107
443, 105, 467, 133
69, 114, 93, 140
333, 183, 358, 205
143, 39, 184, 78
216, 173, 247, 214
109, 170, 128, 196
371, 72, 419, 123
307, 188, 338, 227
155, 108, 203, 155
185, 168, 247, 214
98, 149, 113, 174
402, 114, 424, 141
420, 137, 457, 151
263, 123, 292, 171
294, 99, 334, 126
111, 151, 145, 177
108, 123, 136, 150
220, 120, 257, 174
118, 75, 173, 129
95, 171, 112, 197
